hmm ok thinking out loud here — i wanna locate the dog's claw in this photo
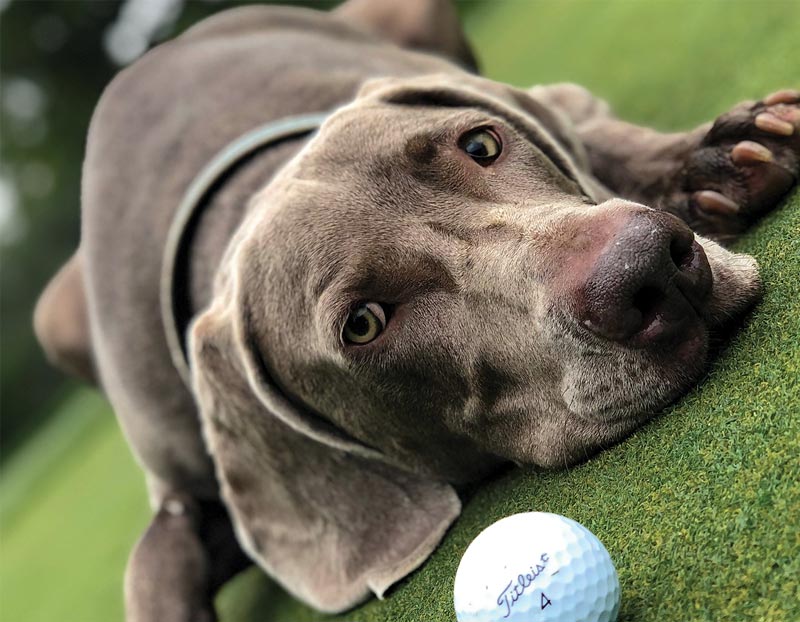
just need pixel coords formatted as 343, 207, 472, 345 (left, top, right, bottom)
773, 106, 800, 125
731, 140, 774, 165
676, 90, 799, 237
763, 89, 800, 106
755, 112, 794, 136
693, 190, 740, 216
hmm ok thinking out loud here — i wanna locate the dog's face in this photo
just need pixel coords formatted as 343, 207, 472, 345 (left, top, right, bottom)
190, 73, 761, 609
227, 74, 760, 476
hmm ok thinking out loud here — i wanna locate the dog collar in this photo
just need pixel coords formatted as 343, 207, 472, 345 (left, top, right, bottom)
161, 112, 329, 388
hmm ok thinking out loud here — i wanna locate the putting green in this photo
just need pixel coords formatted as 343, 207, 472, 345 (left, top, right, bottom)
2, 2, 797, 621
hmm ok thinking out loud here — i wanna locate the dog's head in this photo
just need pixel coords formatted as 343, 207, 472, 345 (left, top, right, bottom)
190, 73, 761, 611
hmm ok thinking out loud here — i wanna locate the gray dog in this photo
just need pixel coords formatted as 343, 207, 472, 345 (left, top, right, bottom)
33, 0, 800, 619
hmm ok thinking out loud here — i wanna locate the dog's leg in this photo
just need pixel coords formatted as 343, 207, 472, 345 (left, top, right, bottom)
33, 250, 96, 383
531, 84, 800, 242
333, 0, 478, 70
125, 492, 251, 622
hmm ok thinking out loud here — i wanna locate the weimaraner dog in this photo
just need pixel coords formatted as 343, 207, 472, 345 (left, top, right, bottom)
33, 0, 800, 619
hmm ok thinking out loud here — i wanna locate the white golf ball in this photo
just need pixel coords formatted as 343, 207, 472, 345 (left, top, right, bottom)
453, 512, 620, 622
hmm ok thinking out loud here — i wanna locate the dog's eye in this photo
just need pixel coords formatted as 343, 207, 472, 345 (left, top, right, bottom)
343, 302, 387, 345
459, 127, 502, 165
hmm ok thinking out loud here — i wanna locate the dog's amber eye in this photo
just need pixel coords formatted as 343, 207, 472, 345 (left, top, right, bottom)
343, 302, 387, 345
459, 128, 502, 165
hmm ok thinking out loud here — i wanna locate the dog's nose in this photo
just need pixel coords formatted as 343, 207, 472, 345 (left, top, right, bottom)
579, 210, 713, 344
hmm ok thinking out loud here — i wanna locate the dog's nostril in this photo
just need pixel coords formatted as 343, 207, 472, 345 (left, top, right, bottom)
632, 286, 663, 325
579, 212, 711, 344
670, 237, 694, 271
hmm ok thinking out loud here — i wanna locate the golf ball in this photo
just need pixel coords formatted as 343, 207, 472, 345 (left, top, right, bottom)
453, 512, 620, 622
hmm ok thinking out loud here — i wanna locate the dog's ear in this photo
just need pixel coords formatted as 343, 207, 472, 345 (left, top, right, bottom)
189, 271, 460, 613
333, 0, 479, 72
356, 73, 610, 201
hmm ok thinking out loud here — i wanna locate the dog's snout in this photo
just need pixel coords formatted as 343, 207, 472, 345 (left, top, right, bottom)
578, 210, 713, 344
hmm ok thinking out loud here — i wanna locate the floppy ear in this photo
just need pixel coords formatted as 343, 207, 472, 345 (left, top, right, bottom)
189, 272, 460, 612
356, 73, 610, 202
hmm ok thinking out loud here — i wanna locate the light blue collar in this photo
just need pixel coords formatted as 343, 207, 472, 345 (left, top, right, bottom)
161, 112, 329, 387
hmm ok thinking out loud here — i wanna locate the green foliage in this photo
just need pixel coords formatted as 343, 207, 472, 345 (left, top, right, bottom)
0, 0, 119, 456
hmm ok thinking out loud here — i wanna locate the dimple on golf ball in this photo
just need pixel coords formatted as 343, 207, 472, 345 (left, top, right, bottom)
453, 512, 620, 622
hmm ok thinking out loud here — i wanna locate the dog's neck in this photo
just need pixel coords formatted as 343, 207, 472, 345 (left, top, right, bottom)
162, 113, 329, 387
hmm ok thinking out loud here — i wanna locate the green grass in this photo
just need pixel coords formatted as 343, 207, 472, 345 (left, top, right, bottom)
0, 391, 150, 622
2, 2, 799, 621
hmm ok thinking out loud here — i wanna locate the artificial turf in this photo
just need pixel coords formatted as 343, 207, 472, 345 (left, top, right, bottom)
2, 2, 798, 621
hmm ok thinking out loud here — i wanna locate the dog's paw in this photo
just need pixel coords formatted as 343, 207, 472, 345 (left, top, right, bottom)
681, 89, 800, 239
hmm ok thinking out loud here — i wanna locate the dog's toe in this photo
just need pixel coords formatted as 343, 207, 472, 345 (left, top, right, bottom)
763, 88, 800, 106
755, 111, 795, 136
692, 190, 740, 216
730, 136, 796, 204
731, 140, 773, 164
680, 93, 800, 237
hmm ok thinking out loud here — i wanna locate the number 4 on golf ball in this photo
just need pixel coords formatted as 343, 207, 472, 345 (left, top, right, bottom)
453, 512, 620, 622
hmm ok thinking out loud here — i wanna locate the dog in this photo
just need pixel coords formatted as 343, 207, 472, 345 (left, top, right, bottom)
33, 0, 800, 619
